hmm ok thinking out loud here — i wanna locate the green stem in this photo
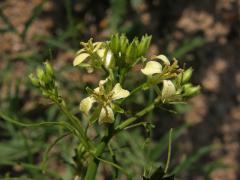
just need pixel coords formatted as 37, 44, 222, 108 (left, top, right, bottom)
119, 82, 148, 104
119, 68, 127, 85
164, 128, 173, 174
84, 127, 114, 180
57, 101, 91, 149
117, 96, 161, 130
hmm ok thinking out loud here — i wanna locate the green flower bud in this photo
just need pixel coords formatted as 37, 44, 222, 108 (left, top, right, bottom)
120, 34, 128, 54
182, 68, 193, 83
109, 34, 119, 54
125, 41, 138, 64
43, 73, 53, 88
138, 35, 151, 57
29, 73, 39, 87
36, 67, 46, 87
36, 67, 44, 81
44, 62, 54, 79
183, 84, 200, 97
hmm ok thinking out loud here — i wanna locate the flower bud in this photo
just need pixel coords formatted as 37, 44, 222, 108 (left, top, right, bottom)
138, 35, 151, 57
125, 41, 138, 64
183, 84, 200, 97
162, 80, 176, 99
99, 106, 114, 124
36, 67, 44, 82
104, 51, 113, 68
182, 68, 193, 83
29, 73, 39, 87
44, 62, 54, 79
110, 34, 120, 54
120, 34, 128, 54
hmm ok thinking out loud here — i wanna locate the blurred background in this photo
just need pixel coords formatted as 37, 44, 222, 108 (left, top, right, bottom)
0, 0, 240, 179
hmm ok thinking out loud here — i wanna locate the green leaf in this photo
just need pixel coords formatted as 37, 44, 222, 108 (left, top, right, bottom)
149, 124, 189, 161
0, 111, 77, 136
0, 160, 62, 179
111, 103, 124, 113
0, 111, 65, 128
110, 0, 127, 31
203, 160, 230, 177
143, 166, 175, 180
172, 144, 219, 175
171, 37, 207, 59
21, 1, 46, 40
0, 139, 42, 162
41, 133, 71, 172
88, 107, 101, 125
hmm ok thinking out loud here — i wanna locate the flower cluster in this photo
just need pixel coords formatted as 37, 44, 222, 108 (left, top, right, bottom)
141, 54, 200, 102
29, 62, 60, 102
29, 34, 201, 179
73, 39, 113, 71
75, 35, 200, 124
30, 35, 200, 126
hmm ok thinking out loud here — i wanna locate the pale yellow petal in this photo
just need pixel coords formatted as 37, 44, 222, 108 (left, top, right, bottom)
99, 79, 107, 86
141, 61, 162, 76
97, 49, 105, 58
162, 80, 176, 99
79, 97, 95, 115
99, 106, 114, 124
76, 48, 85, 55
94, 87, 100, 94
73, 53, 90, 66
111, 83, 130, 100
153, 54, 170, 65
93, 79, 108, 96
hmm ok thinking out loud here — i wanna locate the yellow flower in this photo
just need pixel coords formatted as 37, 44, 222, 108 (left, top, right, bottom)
141, 54, 170, 76
80, 80, 130, 124
73, 42, 103, 66
73, 41, 113, 69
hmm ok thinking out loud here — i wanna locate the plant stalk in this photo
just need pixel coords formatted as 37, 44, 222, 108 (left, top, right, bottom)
57, 101, 91, 149
117, 96, 161, 130
84, 127, 113, 180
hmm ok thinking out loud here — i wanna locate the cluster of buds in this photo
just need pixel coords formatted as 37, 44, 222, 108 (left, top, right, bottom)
73, 34, 152, 73
176, 68, 201, 98
109, 34, 151, 68
29, 62, 60, 102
